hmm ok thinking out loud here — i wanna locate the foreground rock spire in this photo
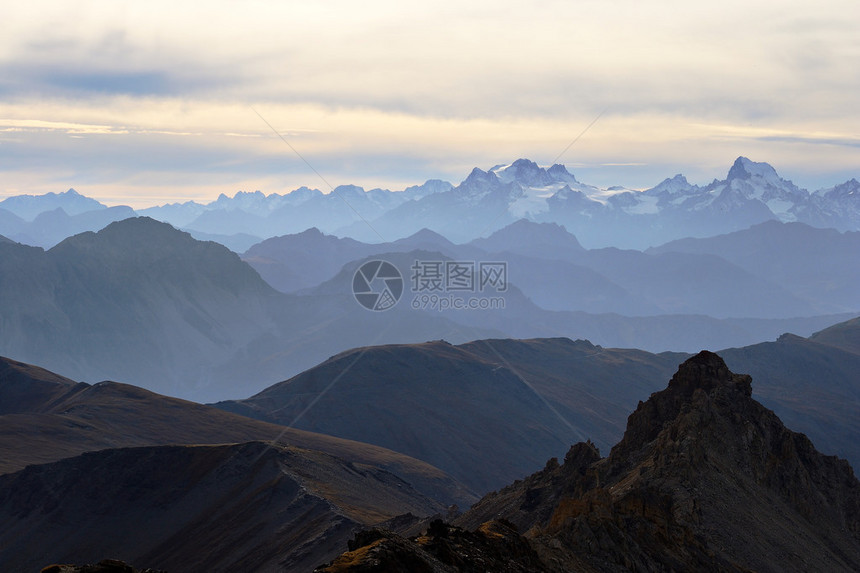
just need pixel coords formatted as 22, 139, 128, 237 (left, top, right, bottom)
319, 351, 860, 572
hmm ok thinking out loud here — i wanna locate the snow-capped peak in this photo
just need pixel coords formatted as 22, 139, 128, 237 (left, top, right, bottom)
491, 159, 549, 186
490, 158, 580, 187
726, 157, 781, 183
645, 174, 696, 196
818, 178, 860, 198
547, 163, 579, 184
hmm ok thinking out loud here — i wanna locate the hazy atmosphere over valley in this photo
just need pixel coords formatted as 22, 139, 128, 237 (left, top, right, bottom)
1, 2, 859, 572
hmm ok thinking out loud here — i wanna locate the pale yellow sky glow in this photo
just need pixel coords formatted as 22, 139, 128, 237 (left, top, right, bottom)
1, 0, 858, 207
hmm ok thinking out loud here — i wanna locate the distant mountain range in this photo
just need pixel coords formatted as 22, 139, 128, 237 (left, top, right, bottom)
216, 316, 860, 493
0, 216, 856, 401
1, 157, 859, 249
3, 341, 858, 571
4, 158, 859, 571
0, 217, 512, 400
245, 219, 860, 318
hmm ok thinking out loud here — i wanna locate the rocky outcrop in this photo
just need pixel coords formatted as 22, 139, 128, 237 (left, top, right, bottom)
1, 442, 446, 573
314, 520, 547, 573
327, 352, 860, 572
40, 560, 165, 573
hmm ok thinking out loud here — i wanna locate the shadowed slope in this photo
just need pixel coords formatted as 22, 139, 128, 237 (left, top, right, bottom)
809, 316, 860, 355
217, 338, 686, 494
462, 352, 860, 572
326, 353, 860, 572
0, 355, 475, 507
0, 442, 447, 573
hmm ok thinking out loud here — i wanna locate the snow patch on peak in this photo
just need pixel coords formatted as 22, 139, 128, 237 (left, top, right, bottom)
819, 178, 860, 198
491, 159, 551, 186
490, 159, 579, 187
645, 174, 696, 196
547, 163, 579, 184
727, 157, 780, 182
465, 167, 498, 184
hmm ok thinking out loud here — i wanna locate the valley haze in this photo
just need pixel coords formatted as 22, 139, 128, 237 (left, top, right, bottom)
0, 156, 858, 571
3, 2, 859, 570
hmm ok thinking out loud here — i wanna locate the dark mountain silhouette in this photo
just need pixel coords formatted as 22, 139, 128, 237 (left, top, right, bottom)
719, 321, 860, 467
0, 442, 449, 573
0, 354, 474, 507
0, 354, 81, 417
325, 352, 860, 572
0, 217, 501, 401
388, 227, 463, 253
483, 251, 660, 314
300, 247, 853, 350
12, 205, 138, 248
648, 220, 860, 313
809, 316, 860, 355
1, 216, 854, 402
0, 217, 285, 398
241, 227, 479, 294
0, 208, 26, 239
253, 218, 838, 318
184, 228, 263, 253
217, 340, 593, 494
468, 219, 585, 259
315, 520, 546, 573
40, 559, 161, 573
216, 338, 684, 493
569, 247, 818, 318
242, 227, 379, 292
219, 318, 860, 494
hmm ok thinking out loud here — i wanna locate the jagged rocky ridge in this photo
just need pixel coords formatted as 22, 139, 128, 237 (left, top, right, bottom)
40, 560, 165, 573
3, 157, 860, 249
0, 442, 449, 572
319, 352, 860, 572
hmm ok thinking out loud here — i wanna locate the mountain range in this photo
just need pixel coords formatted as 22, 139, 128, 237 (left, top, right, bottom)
216, 338, 682, 493
3, 346, 858, 571
3, 156, 859, 572
247, 218, 859, 318
1, 442, 448, 572
319, 352, 860, 572
216, 316, 860, 494
0, 216, 856, 401
0, 353, 476, 571
1, 157, 859, 250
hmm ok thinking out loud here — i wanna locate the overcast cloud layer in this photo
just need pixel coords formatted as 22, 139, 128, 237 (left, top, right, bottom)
1, 1, 858, 207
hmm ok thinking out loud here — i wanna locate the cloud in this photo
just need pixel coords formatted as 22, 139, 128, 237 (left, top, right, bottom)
0, 1, 858, 205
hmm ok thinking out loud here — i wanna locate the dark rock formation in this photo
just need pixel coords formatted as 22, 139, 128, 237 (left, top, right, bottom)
40, 560, 165, 573
326, 352, 860, 572
314, 520, 546, 573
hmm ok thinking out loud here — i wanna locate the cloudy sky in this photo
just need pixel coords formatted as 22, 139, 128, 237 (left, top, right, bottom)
1, 0, 858, 207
